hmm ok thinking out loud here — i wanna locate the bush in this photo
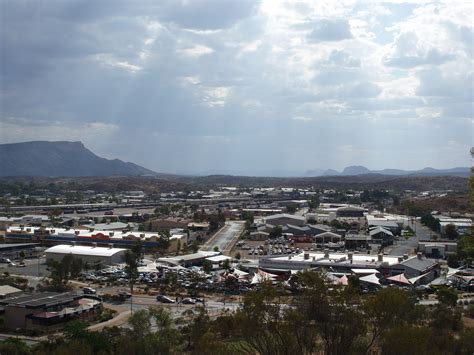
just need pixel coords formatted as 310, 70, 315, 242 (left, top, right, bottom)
467, 305, 474, 318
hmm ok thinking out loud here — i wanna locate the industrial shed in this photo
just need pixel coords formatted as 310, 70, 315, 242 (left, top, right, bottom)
45, 245, 127, 266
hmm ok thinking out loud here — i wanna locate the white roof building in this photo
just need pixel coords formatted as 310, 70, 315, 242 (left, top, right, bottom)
45, 244, 127, 265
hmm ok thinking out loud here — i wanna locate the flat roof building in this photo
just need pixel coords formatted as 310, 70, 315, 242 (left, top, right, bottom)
0, 292, 101, 331
45, 244, 127, 266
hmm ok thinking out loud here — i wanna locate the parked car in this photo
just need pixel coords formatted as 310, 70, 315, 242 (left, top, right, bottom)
118, 291, 132, 299
181, 298, 196, 305
156, 295, 175, 304
83, 287, 97, 295
0, 258, 12, 264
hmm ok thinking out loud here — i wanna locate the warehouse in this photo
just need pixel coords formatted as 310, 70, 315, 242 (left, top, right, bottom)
45, 244, 127, 266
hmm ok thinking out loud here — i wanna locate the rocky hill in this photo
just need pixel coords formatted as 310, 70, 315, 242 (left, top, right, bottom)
0, 141, 157, 177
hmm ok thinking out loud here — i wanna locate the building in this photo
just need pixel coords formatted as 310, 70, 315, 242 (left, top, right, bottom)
157, 251, 220, 267
388, 252, 440, 281
0, 285, 22, 299
336, 206, 365, 218
81, 222, 129, 231
45, 245, 127, 266
259, 250, 439, 281
418, 241, 458, 259
249, 231, 270, 241
0, 292, 102, 331
344, 234, 372, 249
5, 226, 187, 251
259, 250, 403, 274
366, 216, 401, 235
0, 243, 41, 259
437, 217, 472, 236
369, 227, 394, 246
313, 231, 343, 244
265, 214, 305, 227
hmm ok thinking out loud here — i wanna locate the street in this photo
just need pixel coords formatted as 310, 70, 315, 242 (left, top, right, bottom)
388, 218, 439, 256
200, 221, 244, 254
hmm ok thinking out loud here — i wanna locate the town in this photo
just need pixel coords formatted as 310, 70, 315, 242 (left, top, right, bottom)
1, 0, 473, 352
0, 179, 472, 352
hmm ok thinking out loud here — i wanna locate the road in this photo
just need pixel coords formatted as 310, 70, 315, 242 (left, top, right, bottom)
387, 219, 439, 256
200, 221, 244, 254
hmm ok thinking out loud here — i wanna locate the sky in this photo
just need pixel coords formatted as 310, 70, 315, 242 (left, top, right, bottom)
0, 0, 472, 175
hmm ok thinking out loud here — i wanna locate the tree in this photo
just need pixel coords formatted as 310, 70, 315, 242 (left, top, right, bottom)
286, 204, 297, 214
437, 287, 458, 307
46, 254, 83, 291
308, 195, 320, 211
213, 246, 219, 252
421, 214, 440, 232
176, 239, 181, 256
124, 241, 143, 308
156, 230, 171, 255
269, 225, 282, 239
444, 224, 459, 240
0, 338, 32, 355
19, 250, 25, 262
202, 260, 212, 274
222, 259, 231, 271
234, 252, 241, 260
363, 287, 421, 353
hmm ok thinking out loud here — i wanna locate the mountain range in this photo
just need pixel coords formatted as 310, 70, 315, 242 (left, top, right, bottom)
0, 141, 156, 177
0, 141, 469, 178
303, 165, 470, 177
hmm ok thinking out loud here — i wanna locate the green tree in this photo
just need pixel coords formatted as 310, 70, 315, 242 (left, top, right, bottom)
444, 223, 459, 239
202, 260, 212, 274
46, 254, 83, 291
269, 225, 282, 239
124, 241, 143, 305
437, 287, 458, 307
0, 338, 32, 355
222, 259, 231, 271
308, 195, 320, 211
156, 230, 171, 255
363, 287, 422, 353
286, 204, 297, 214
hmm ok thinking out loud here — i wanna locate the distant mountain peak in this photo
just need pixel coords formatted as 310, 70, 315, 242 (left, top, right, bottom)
342, 165, 370, 175
0, 141, 157, 177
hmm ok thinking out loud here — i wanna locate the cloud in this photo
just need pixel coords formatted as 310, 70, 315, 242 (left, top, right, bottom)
307, 19, 353, 42
292, 116, 313, 122
327, 49, 360, 67
178, 44, 214, 58
0, 0, 472, 173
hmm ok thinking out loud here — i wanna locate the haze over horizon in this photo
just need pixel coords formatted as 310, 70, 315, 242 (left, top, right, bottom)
1, 1, 472, 175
